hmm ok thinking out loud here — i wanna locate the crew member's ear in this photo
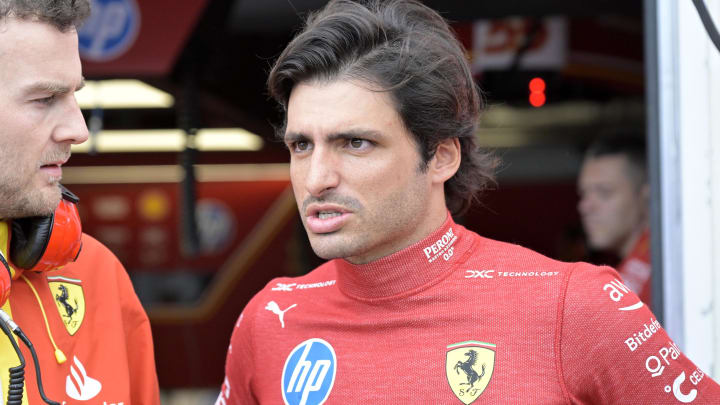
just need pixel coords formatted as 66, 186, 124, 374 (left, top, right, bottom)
430, 137, 461, 184
641, 183, 650, 202
640, 182, 650, 217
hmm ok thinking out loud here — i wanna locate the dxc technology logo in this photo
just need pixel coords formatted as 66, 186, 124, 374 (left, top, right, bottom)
281, 338, 336, 405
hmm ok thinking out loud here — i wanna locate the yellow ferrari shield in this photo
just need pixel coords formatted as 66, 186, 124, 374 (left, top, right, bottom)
446, 341, 496, 404
48, 276, 85, 335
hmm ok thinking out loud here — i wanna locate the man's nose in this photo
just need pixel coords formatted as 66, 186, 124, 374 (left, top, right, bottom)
52, 96, 89, 145
305, 148, 340, 197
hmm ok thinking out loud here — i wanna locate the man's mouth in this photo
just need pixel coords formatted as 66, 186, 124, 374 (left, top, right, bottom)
306, 206, 351, 234
316, 211, 343, 220
39, 163, 63, 179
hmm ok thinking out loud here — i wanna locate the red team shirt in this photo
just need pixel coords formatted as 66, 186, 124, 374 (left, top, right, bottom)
617, 228, 652, 306
218, 214, 720, 404
0, 226, 160, 405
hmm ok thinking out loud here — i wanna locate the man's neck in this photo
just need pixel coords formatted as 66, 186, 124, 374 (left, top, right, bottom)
345, 213, 449, 265
619, 224, 648, 259
335, 213, 468, 300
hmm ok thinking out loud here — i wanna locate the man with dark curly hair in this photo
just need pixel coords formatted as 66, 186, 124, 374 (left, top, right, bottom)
218, 1, 719, 403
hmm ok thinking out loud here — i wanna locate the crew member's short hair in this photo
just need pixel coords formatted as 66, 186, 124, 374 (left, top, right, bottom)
0, 0, 90, 31
584, 133, 647, 186
268, 0, 497, 215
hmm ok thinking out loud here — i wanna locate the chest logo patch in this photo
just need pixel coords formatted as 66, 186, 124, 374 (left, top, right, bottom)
281, 338, 336, 405
66, 355, 102, 400
446, 341, 496, 404
48, 276, 85, 335
603, 278, 644, 311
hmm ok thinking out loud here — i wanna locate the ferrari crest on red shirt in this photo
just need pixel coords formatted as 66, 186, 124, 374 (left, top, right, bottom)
446, 341, 496, 404
48, 276, 85, 335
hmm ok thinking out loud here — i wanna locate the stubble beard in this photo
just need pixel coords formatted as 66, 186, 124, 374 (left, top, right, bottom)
308, 231, 362, 261
0, 171, 61, 218
302, 196, 365, 261
585, 223, 625, 254
0, 147, 70, 218
304, 176, 429, 264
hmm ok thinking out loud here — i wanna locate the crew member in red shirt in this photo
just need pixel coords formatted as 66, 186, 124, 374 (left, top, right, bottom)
0, 1, 160, 403
578, 135, 652, 305
218, 1, 719, 403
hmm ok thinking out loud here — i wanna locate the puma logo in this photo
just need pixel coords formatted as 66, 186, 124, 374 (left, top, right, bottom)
265, 301, 297, 328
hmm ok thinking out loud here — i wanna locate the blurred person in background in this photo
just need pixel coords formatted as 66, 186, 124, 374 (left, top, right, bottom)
0, 0, 159, 403
578, 135, 651, 305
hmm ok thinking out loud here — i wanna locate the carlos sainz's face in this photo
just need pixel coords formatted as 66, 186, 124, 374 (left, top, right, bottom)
285, 79, 437, 264
0, 18, 88, 219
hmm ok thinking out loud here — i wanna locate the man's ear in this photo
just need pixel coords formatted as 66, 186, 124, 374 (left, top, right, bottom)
641, 183, 650, 205
430, 137, 461, 184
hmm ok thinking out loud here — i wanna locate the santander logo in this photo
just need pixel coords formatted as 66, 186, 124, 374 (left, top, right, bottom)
66, 356, 102, 400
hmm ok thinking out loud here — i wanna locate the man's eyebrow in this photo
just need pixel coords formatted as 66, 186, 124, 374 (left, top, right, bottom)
283, 128, 386, 148
22, 77, 86, 96
22, 82, 70, 96
283, 132, 308, 144
326, 129, 383, 142
284, 128, 384, 143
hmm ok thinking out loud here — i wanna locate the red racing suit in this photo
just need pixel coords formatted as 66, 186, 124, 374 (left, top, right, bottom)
0, 223, 160, 405
617, 228, 652, 306
218, 214, 720, 404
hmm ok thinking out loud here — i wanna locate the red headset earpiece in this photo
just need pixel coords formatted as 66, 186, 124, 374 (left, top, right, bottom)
9, 185, 83, 272
0, 252, 10, 306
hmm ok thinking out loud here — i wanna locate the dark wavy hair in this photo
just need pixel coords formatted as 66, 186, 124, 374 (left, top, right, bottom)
268, 0, 497, 216
0, 0, 90, 31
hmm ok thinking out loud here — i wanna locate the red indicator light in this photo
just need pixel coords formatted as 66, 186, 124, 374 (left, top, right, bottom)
528, 77, 546, 107
529, 77, 546, 92
529, 92, 546, 107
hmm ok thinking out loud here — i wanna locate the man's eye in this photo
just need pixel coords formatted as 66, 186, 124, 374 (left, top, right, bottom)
348, 138, 370, 150
596, 188, 613, 199
34, 95, 56, 105
294, 141, 310, 152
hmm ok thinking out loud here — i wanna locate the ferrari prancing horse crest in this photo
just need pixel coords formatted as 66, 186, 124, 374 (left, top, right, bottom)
446, 341, 496, 404
48, 276, 85, 335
